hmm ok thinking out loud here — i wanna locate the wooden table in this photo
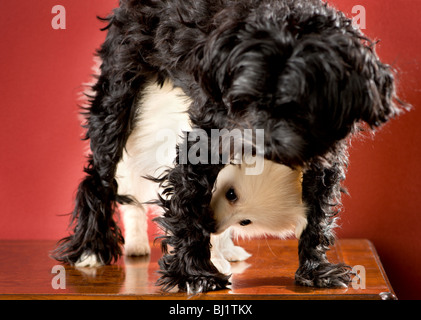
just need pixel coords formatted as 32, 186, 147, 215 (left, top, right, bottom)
0, 239, 395, 300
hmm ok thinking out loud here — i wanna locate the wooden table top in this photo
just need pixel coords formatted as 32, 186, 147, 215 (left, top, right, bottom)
0, 239, 395, 300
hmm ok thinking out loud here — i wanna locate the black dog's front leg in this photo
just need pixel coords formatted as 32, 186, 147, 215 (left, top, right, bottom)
154, 137, 230, 293
296, 151, 352, 288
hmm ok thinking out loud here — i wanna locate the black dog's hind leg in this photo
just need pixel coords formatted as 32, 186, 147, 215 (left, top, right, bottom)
154, 133, 230, 293
52, 11, 153, 265
295, 146, 352, 287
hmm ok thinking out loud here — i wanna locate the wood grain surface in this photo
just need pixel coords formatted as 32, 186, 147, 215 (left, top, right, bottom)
0, 239, 395, 300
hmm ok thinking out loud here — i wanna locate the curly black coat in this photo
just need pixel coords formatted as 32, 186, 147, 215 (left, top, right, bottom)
53, 0, 404, 293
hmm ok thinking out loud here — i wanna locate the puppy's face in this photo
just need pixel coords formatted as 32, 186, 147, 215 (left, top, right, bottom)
210, 159, 307, 239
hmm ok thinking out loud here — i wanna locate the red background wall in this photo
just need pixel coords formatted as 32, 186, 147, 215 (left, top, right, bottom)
0, 0, 420, 299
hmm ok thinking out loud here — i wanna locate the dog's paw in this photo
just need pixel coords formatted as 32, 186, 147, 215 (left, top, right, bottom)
295, 263, 352, 288
221, 245, 252, 262
124, 239, 151, 256
74, 252, 104, 268
184, 276, 230, 295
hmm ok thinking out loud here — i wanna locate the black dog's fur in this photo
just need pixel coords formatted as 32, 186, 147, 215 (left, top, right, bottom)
53, 0, 404, 292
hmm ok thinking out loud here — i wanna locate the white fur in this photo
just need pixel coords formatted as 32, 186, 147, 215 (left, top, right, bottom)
75, 252, 103, 268
211, 228, 252, 275
210, 160, 307, 239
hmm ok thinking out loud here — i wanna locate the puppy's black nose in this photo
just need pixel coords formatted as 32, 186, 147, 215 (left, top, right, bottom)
239, 219, 252, 226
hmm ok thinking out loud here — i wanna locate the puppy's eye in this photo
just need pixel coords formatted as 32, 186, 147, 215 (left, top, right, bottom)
225, 188, 238, 202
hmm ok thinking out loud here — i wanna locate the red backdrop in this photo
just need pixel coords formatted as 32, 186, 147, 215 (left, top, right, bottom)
0, 0, 420, 299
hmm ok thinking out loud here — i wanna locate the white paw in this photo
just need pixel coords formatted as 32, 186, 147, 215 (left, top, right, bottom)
221, 245, 252, 262
75, 252, 103, 268
211, 257, 232, 275
124, 239, 151, 256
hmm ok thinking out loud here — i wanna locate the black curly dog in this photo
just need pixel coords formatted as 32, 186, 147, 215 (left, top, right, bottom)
53, 0, 404, 293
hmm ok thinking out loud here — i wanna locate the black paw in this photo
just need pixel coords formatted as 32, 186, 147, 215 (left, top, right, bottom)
295, 262, 352, 288
180, 275, 231, 294
157, 266, 231, 294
